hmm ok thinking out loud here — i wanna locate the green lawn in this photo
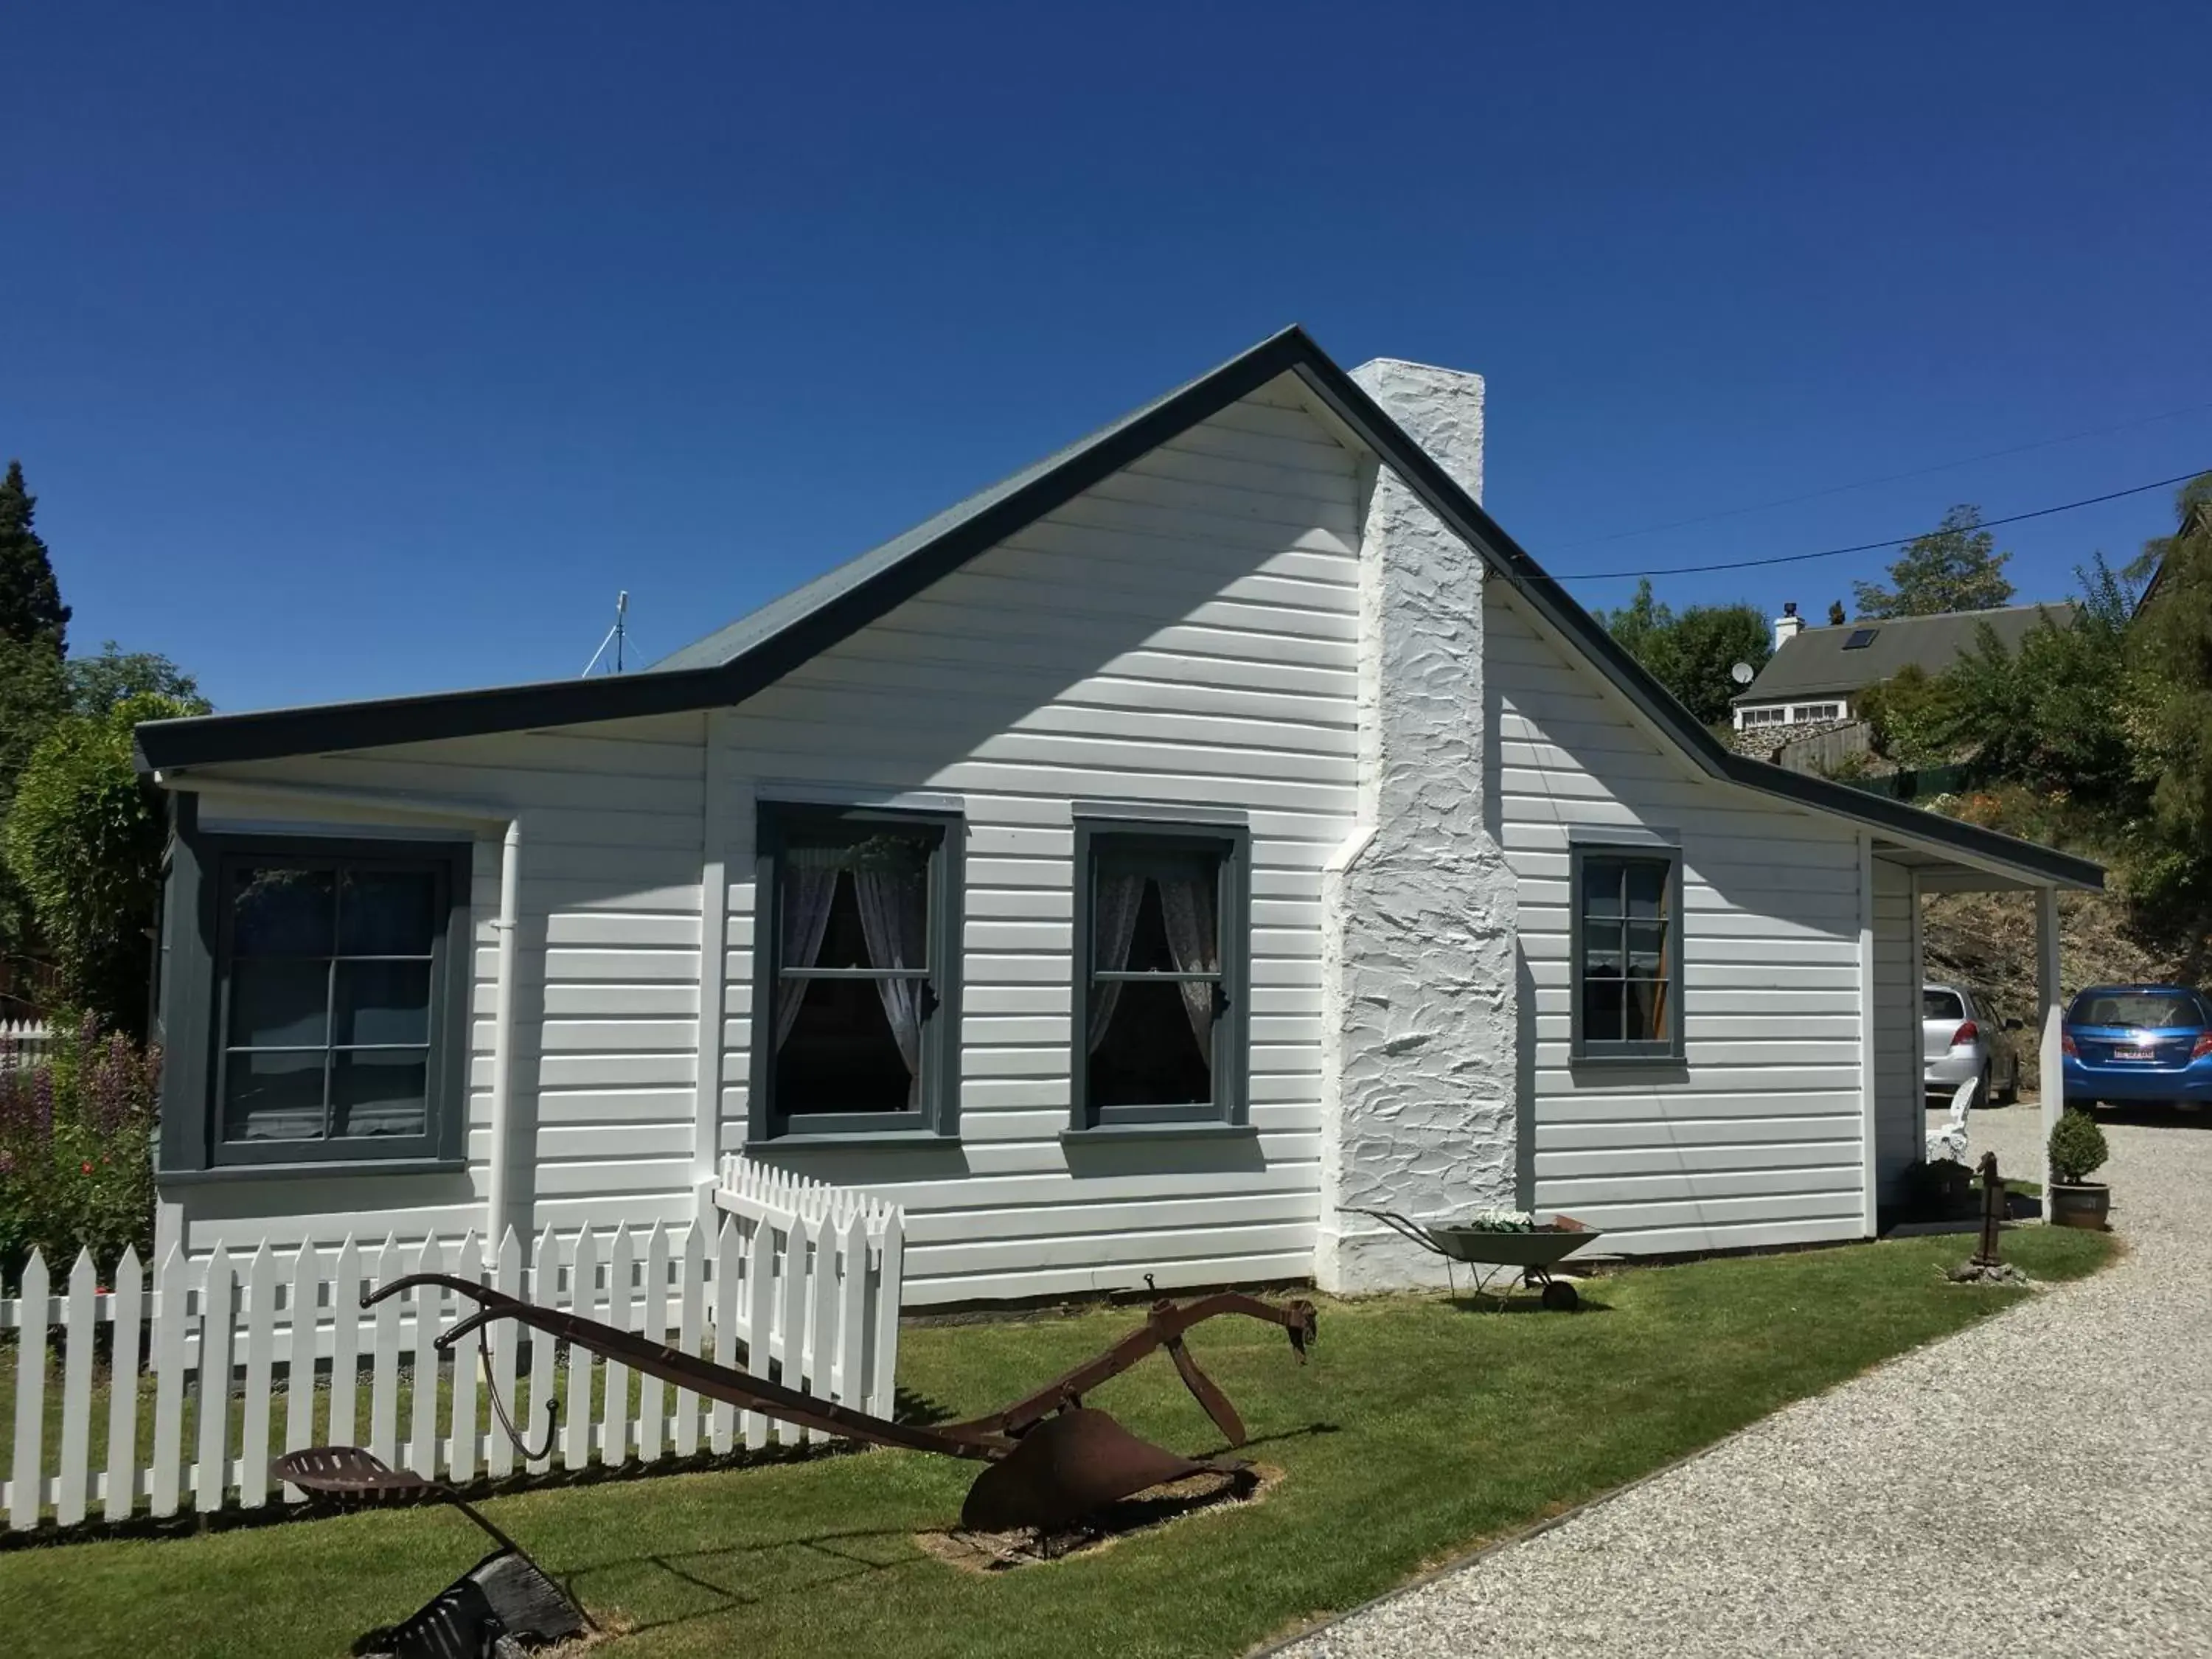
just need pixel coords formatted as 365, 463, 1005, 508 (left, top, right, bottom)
0, 1227, 2111, 1659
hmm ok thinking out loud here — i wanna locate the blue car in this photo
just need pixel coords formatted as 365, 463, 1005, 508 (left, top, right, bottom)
2062, 984, 2212, 1108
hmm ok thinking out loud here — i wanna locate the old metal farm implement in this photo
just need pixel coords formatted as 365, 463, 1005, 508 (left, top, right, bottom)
279, 1276, 1318, 1654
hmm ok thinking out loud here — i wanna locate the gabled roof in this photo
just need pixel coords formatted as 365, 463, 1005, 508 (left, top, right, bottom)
1737, 602, 2079, 706
134, 326, 2102, 890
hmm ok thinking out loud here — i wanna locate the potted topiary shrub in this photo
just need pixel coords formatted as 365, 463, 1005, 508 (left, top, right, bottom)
2047, 1108, 2111, 1230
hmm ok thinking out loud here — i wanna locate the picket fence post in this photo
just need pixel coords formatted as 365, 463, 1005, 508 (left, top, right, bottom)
9, 1251, 48, 1531
104, 1247, 145, 1523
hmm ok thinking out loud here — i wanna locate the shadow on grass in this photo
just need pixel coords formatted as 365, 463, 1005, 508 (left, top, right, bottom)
891, 1385, 957, 1427
1189, 1419, 1340, 1461
560, 1527, 933, 1638
1444, 1293, 1616, 1317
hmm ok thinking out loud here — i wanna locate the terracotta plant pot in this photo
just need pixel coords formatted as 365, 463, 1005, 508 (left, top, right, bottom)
2048, 1182, 2110, 1230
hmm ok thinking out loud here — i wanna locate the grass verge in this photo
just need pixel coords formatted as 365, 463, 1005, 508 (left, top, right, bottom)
0, 1227, 2112, 1658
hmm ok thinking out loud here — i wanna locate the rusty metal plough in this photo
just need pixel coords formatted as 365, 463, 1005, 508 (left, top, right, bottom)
278, 1277, 1317, 1644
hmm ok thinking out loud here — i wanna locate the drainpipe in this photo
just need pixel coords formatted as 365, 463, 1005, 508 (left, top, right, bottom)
485, 818, 524, 1247
150, 771, 526, 1247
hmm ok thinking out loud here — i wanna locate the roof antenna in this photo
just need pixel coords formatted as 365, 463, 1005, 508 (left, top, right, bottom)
581, 591, 630, 677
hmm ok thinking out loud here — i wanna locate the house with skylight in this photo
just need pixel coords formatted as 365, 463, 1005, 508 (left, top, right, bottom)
1730, 600, 2079, 731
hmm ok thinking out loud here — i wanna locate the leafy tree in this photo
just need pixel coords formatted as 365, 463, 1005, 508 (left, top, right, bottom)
1852, 504, 2016, 619
1857, 664, 1961, 767
67, 641, 209, 717
0, 461, 69, 653
2121, 473, 2212, 923
1941, 568, 2139, 804
1598, 579, 1772, 726
1, 692, 195, 1032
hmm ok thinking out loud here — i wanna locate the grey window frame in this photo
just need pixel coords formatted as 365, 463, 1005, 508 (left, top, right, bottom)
1068, 815, 1251, 1133
1568, 841, 1687, 1066
746, 800, 964, 1144
156, 793, 473, 1177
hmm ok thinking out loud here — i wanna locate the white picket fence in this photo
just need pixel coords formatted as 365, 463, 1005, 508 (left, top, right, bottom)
0, 1018, 52, 1067
1, 1162, 903, 1530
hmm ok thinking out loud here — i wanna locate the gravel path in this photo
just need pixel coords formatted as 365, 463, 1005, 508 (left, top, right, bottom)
1276, 1107, 2212, 1658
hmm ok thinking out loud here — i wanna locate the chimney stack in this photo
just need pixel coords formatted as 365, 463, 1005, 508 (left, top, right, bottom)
1774, 602, 1804, 653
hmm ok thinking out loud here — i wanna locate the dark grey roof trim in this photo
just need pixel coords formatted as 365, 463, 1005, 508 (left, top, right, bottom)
136, 327, 2101, 891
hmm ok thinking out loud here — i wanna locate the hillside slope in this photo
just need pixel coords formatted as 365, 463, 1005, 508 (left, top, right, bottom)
1921, 886, 2192, 1037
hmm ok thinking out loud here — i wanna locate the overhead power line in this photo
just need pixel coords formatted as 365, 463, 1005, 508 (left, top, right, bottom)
1549, 468, 2208, 583
1560, 397, 2212, 550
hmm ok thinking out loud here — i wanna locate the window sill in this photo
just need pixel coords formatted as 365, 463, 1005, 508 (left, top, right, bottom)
157, 1156, 470, 1186
748, 1130, 959, 1151
1569, 1051, 1689, 1071
1060, 1121, 1257, 1144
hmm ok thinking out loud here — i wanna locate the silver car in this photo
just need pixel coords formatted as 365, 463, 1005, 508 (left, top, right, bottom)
1923, 984, 2020, 1105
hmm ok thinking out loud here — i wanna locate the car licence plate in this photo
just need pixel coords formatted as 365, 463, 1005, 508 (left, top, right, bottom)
2113, 1047, 2157, 1061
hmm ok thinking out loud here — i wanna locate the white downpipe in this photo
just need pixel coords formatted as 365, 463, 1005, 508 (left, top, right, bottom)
155, 771, 527, 1246
1856, 832, 1879, 1237
486, 819, 524, 1245
692, 712, 733, 1231
2037, 884, 2065, 1214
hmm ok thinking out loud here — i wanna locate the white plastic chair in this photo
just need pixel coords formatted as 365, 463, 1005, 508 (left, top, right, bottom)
1925, 1074, 1978, 1163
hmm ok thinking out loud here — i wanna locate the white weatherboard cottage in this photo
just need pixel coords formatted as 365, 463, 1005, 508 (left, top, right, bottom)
135, 329, 2101, 1305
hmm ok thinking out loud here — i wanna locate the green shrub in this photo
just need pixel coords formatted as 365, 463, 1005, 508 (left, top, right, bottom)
0, 1012, 158, 1280
1, 691, 195, 1032
2048, 1107, 2110, 1186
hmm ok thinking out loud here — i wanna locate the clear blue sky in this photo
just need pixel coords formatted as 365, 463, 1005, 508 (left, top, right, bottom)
6, 3, 2208, 714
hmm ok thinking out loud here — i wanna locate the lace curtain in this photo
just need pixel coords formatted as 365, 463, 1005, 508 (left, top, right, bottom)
854, 863, 930, 1105
775, 841, 933, 1106
1157, 872, 1217, 1054
773, 855, 840, 1047
1086, 872, 1145, 1053
1085, 866, 1217, 1060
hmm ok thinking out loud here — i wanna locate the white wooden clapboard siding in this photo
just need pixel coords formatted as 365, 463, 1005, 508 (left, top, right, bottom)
173, 711, 711, 1256
1488, 588, 1872, 1254
1870, 857, 1922, 1206
709, 377, 1360, 1302
168, 376, 1360, 1301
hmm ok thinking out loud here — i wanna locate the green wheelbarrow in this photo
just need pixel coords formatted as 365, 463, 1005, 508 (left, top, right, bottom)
1341, 1208, 1605, 1310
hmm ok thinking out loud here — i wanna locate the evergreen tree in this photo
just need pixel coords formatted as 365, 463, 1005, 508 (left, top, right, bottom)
0, 462, 70, 655
1852, 504, 2016, 619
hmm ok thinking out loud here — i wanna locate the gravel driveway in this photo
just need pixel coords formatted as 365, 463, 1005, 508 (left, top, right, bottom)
1273, 1106, 2212, 1658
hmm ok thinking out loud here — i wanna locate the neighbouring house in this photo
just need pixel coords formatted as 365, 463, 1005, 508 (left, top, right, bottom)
133, 328, 2101, 1304
1730, 599, 2079, 731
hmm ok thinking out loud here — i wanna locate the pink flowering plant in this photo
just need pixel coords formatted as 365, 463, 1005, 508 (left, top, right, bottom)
0, 1012, 159, 1279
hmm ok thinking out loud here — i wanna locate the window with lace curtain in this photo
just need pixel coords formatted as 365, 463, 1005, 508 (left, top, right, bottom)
1070, 818, 1250, 1130
748, 803, 962, 1141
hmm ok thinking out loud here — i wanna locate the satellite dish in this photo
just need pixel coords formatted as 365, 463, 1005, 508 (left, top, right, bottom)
1729, 661, 1756, 686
